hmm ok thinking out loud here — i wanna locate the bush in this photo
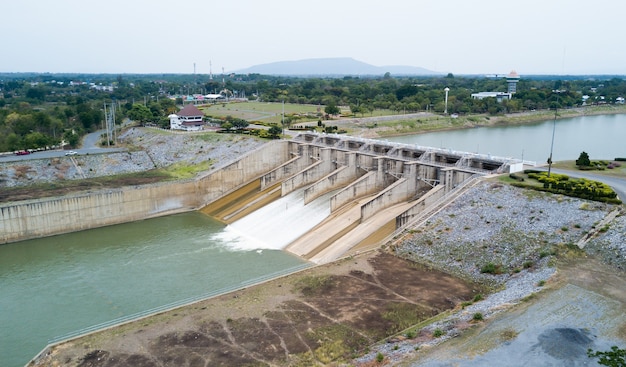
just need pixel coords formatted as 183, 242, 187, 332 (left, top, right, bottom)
472, 312, 484, 321
480, 262, 503, 274
587, 346, 626, 366
376, 352, 384, 363
432, 328, 445, 338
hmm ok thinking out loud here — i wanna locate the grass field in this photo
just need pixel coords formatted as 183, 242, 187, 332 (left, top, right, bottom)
200, 101, 322, 125
551, 160, 626, 177
198, 101, 403, 125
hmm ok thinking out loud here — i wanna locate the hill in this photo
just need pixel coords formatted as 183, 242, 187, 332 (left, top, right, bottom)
234, 57, 441, 76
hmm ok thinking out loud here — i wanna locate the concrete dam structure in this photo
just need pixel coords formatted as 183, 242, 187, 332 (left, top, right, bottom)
0, 133, 521, 263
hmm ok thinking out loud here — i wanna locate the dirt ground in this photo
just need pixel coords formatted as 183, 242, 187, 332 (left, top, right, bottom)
32, 251, 485, 367
0, 176, 168, 203
399, 258, 626, 367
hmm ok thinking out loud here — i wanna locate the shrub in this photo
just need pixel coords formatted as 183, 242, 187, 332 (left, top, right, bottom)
432, 328, 445, 338
472, 312, 484, 321
473, 294, 483, 302
480, 262, 503, 274
587, 346, 626, 366
376, 352, 384, 363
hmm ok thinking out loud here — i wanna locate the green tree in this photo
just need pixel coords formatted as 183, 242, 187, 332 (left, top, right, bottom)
324, 101, 340, 116
5, 133, 21, 151
127, 103, 154, 123
576, 151, 591, 167
23, 132, 50, 149
268, 125, 282, 138
588, 346, 626, 367
220, 122, 233, 131
231, 118, 249, 130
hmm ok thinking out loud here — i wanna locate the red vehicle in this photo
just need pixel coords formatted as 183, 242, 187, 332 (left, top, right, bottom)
15, 150, 31, 156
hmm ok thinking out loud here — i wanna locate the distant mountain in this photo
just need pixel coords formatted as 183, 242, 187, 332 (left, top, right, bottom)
234, 57, 440, 76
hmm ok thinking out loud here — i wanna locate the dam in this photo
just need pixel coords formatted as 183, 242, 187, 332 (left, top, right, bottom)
1, 132, 522, 264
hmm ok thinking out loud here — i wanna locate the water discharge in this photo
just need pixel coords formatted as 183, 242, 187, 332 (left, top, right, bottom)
215, 188, 334, 251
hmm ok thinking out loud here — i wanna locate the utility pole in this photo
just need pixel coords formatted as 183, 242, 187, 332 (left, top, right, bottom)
547, 105, 557, 177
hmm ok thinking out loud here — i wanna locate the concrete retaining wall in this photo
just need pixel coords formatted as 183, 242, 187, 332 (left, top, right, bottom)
303, 155, 364, 205
0, 141, 292, 245
0, 181, 200, 244
361, 178, 409, 222
330, 171, 379, 211
394, 185, 447, 228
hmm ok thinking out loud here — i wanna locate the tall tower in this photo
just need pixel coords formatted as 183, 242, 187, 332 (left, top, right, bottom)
506, 70, 520, 94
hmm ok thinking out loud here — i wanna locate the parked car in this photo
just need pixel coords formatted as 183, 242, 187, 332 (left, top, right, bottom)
65, 151, 78, 156
15, 150, 30, 155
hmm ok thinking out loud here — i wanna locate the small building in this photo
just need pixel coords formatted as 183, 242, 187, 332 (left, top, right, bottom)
169, 104, 205, 131
470, 91, 512, 102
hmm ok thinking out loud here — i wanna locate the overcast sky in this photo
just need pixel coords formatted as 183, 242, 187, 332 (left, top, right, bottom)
2, 0, 624, 75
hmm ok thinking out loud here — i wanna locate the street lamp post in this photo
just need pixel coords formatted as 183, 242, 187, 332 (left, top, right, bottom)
547, 90, 560, 177
444, 87, 450, 114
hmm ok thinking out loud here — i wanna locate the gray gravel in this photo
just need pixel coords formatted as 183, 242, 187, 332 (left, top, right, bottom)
354, 181, 626, 366
0, 128, 266, 188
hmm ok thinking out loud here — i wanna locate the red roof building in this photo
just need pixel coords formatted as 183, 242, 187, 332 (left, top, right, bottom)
169, 104, 205, 131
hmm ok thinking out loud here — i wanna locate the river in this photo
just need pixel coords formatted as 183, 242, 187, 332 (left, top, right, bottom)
383, 114, 626, 164
0, 212, 309, 367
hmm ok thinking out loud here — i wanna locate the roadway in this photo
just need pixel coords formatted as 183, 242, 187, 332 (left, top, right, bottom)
0, 130, 125, 163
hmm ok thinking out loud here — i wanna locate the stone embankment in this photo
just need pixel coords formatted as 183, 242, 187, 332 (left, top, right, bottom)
0, 128, 266, 188
354, 181, 626, 365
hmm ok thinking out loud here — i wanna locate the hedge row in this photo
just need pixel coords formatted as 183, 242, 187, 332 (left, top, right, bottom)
513, 171, 622, 204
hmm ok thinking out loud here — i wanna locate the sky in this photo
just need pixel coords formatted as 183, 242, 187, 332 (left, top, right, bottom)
2, 0, 625, 76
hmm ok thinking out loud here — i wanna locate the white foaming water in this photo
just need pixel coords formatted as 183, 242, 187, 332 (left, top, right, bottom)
215, 188, 334, 251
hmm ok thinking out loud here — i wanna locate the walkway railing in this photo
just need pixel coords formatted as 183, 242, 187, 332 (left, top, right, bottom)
294, 132, 532, 166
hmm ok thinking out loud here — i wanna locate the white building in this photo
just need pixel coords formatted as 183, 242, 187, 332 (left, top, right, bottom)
470, 92, 512, 102
169, 104, 205, 131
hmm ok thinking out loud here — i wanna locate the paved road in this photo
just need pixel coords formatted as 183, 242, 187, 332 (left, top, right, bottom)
0, 130, 125, 163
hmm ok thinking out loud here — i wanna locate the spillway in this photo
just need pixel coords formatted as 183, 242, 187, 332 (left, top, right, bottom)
212, 188, 337, 251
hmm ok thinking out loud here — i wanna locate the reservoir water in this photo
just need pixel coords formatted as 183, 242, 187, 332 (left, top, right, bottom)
384, 114, 626, 164
2, 113, 625, 367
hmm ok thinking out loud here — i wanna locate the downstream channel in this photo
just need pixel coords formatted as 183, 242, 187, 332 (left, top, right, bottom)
1, 211, 311, 367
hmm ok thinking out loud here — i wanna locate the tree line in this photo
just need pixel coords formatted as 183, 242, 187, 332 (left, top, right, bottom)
1, 72, 625, 152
